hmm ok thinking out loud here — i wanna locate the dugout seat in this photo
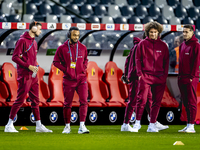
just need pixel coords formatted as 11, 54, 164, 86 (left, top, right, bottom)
87, 61, 108, 107
104, 61, 127, 107
195, 82, 200, 124
1, 62, 28, 107
0, 80, 9, 107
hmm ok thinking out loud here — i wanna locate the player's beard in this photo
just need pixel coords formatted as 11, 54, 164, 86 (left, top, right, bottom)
70, 38, 78, 44
34, 32, 39, 37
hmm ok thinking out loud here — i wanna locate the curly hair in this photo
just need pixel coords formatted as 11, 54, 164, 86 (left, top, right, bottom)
144, 21, 163, 37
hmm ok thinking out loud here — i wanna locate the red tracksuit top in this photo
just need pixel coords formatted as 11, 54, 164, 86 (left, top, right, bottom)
179, 35, 200, 79
135, 36, 169, 84
53, 40, 88, 81
12, 31, 37, 78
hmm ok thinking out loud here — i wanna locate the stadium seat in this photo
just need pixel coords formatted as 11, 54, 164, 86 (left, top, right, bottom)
30, 0, 43, 6
72, 0, 86, 6
166, 0, 179, 8
100, 0, 115, 6
174, 4, 187, 20
73, 17, 86, 23
181, 0, 193, 9
120, 6, 134, 18
1, 63, 28, 107
135, 5, 148, 19
0, 15, 7, 22
195, 82, 200, 124
196, 18, 200, 30
33, 15, 45, 22
80, 4, 93, 18
182, 17, 194, 24
128, 16, 141, 24
60, 15, 72, 23
101, 16, 114, 23
38, 1, 52, 17
142, 16, 154, 24
87, 61, 108, 107
188, 7, 199, 21
94, 5, 107, 18
104, 61, 127, 107
26, 3, 38, 15
48, 64, 64, 107
87, 16, 100, 23
156, 15, 168, 24
148, 4, 160, 20
22, 14, 34, 22
52, 5, 66, 17
0, 81, 9, 107
193, 0, 200, 7
162, 5, 174, 20
66, 4, 80, 17
115, 0, 127, 7
36, 65, 50, 107
127, 0, 140, 8
60, 0, 72, 6
46, 14, 58, 23
87, 0, 100, 7
7, 15, 21, 22
108, 5, 121, 18
141, 0, 153, 8
114, 17, 127, 24
154, 0, 167, 8
169, 17, 181, 25
0, 2, 13, 15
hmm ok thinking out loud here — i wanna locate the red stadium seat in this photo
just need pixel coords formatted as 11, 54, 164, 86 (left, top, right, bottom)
0, 81, 9, 107
161, 86, 179, 108
48, 64, 64, 107
36, 65, 50, 107
1, 62, 28, 107
195, 82, 200, 124
104, 61, 127, 107
87, 61, 108, 107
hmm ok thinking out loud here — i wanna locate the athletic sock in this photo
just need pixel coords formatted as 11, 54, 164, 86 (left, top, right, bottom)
65, 123, 70, 128
80, 122, 85, 127
135, 120, 140, 125
36, 120, 42, 127
7, 118, 14, 126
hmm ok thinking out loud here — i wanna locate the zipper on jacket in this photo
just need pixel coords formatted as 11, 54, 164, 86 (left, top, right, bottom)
73, 44, 77, 79
153, 40, 155, 73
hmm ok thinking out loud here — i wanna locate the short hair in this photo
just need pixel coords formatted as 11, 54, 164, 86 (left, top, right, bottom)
69, 26, 79, 32
144, 21, 163, 37
183, 24, 194, 31
29, 21, 42, 30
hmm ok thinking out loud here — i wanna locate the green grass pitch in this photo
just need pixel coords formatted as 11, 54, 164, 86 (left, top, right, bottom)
0, 125, 200, 150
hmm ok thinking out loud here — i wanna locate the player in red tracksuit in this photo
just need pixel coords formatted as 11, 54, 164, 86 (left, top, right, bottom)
178, 25, 200, 133
53, 26, 89, 134
133, 22, 169, 132
4, 21, 52, 133
121, 36, 168, 132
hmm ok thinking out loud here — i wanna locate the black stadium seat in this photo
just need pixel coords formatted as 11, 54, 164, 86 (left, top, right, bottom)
80, 4, 93, 18
120, 6, 134, 18
100, 0, 115, 6
166, 0, 179, 8
86, 0, 100, 7
142, 16, 154, 24
148, 4, 161, 20
60, 0, 72, 6
73, 17, 86, 23
7, 15, 21, 22
156, 15, 168, 24
135, 5, 148, 19
127, 0, 140, 8
30, 0, 43, 6
26, 3, 38, 15
141, 0, 153, 8
193, 0, 200, 7
182, 17, 194, 24
72, 0, 87, 6
39, 1, 52, 16
52, 5, 66, 17
0, 15, 7, 22
188, 7, 199, 21
87, 16, 100, 23
196, 17, 200, 30
174, 4, 187, 20
128, 16, 141, 24
66, 4, 80, 16
94, 5, 107, 17
114, 17, 127, 24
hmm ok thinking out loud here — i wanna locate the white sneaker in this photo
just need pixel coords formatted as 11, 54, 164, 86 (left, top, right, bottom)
155, 121, 169, 131
132, 123, 141, 132
121, 124, 134, 132
36, 124, 53, 133
147, 124, 159, 132
78, 125, 89, 134
4, 125, 18, 133
62, 126, 71, 134
185, 125, 196, 133
178, 126, 187, 133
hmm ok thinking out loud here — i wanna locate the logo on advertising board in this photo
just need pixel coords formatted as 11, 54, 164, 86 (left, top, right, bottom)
120, 24, 129, 30
47, 23, 56, 30
62, 23, 71, 30
17, 22, 26, 29
134, 24, 143, 31
2, 22, 11, 29
91, 24, 100, 30
176, 25, 183, 31
106, 24, 115, 30
163, 24, 171, 31
77, 23, 86, 30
